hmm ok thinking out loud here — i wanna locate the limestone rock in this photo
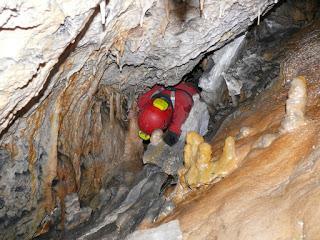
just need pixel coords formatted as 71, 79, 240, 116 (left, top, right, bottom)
0, 0, 100, 134
0, 0, 277, 134
89, 188, 112, 211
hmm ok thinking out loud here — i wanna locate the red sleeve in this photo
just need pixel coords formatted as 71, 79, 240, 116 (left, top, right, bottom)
137, 85, 163, 109
175, 82, 199, 96
168, 91, 193, 136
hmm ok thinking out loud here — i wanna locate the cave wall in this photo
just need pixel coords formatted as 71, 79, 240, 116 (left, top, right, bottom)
0, 0, 280, 239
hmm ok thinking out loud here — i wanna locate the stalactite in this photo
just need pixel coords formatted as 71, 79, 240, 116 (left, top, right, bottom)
199, 0, 205, 17
219, 1, 225, 18
116, 92, 121, 120
257, 5, 261, 25
165, 0, 170, 21
109, 92, 115, 124
99, 0, 106, 25
43, 99, 61, 213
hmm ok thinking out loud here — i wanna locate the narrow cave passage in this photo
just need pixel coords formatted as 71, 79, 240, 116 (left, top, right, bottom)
0, 0, 319, 240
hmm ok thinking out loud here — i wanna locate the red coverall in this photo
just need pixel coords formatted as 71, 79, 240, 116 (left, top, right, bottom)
137, 82, 198, 137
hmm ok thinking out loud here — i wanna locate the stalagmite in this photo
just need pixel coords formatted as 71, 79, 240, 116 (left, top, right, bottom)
173, 133, 240, 203
253, 133, 278, 149
281, 76, 307, 132
212, 136, 238, 177
236, 126, 255, 140
122, 102, 144, 172
150, 129, 164, 146
182, 132, 215, 188
44, 100, 61, 212
173, 132, 213, 202
196, 143, 214, 184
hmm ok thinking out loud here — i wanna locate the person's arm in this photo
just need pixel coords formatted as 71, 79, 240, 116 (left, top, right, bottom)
164, 107, 189, 146
164, 91, 193, 146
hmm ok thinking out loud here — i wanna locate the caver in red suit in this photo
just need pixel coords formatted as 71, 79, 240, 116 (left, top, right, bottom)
137, 82, 199, 146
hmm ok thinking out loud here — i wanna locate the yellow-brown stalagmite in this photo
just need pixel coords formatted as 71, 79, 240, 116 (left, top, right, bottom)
174, 132, 240, 203
211, 136, 238, 177
281, 76, 307, 132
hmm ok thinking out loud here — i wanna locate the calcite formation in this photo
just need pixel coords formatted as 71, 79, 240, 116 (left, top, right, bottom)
173, 132, 240, 203
236, 126, 255, 140
211, 136, 238, 176
281, 76, 308, 132
252, 133, 278, 149
121, 102, 144, 172
183, 132, 213, 189
200, 35, 246, 107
